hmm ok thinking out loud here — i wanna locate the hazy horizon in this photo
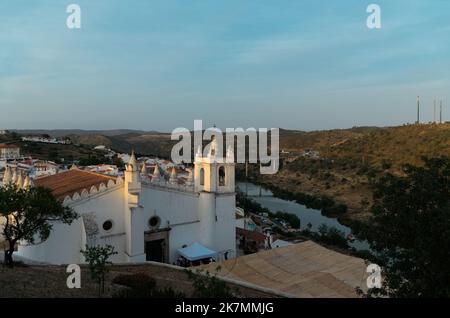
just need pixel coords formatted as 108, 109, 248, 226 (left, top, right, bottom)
5, 123, 418, 135
1, 1, 449, 131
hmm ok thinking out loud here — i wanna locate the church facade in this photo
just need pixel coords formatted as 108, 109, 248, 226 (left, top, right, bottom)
15, 147, 236, 265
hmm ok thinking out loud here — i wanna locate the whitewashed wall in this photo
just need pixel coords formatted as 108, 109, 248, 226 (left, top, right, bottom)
140, 185, 200, 263
18, 186, 126, 264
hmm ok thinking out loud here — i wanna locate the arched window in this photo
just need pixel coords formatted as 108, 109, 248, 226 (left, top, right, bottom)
200, 168, 205, 186
219, 166, 225, 186
148, 216, 161, 229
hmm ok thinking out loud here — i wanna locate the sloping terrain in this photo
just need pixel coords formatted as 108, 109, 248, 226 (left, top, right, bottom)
0, 262, 275, 298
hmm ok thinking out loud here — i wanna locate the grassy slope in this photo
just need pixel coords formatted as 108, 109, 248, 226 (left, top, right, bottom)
255, 124, 450, 225
0, 263, 275, 298
281, 124, 450, 170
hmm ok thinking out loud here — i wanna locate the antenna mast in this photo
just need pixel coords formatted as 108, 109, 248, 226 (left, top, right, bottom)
434, 99, 436, 123
416, 96, 420, 124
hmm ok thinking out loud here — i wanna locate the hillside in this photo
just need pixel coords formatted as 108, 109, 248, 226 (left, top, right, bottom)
0, 131, 111, 163
278, 127, 382, 153
322, 124, 450, 168
9, 130, 175, 160
14, 123, 450, 168
14, 129, 150, 137
251, 123, 450, 226
279, 124, 450, 170
67, 132, 175, 158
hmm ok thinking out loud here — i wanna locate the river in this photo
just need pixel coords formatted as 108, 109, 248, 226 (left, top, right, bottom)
237, 182, 370, 251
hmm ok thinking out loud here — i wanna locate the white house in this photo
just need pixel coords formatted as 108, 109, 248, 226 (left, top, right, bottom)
83, 164, 119, 176
21, 136, 71, 145
10, 139, 236, 265
271, 239, 292, 249
31, 160, 60, 178
94, 145, 107, 151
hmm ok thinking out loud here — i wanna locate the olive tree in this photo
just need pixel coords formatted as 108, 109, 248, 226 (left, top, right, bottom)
0, 184, 77, 267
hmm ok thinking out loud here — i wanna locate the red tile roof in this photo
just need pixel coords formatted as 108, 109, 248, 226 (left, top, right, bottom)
236, 228, 266, 244
0, 144, 19, 149
35, 169, 117, 199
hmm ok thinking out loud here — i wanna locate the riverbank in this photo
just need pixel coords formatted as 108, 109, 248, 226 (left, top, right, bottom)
241, 168, 372, 232
237, 182, 372, 256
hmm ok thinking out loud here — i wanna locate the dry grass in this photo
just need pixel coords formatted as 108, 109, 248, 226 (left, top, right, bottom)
254, 123, 450, 224
0, 263, 276, 298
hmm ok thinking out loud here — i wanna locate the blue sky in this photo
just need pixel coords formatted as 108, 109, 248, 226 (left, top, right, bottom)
1, 0, 449, 131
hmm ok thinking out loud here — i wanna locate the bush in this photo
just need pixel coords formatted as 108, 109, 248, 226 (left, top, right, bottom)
187, 269, 236, 298
81, 245, 117, 297
112, 273, 185, 298
316, 224, 349, 249
113, 272, 156, 290
322, 203, 348, 216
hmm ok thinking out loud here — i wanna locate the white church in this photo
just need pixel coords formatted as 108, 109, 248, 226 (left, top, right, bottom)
4, 141, 236, 265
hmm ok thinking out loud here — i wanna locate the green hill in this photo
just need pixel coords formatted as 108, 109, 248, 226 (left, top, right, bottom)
280, 124, 450, 170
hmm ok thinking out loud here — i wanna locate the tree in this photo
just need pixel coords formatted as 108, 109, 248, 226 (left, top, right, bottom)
112, 273, 185, 298
112, 156, 125, 169
0, 185, 78, 267
187, 268, 236, 298
78, 156, 106, 166
358, 157, 450, 297
81, 244, 117, 297
316, 224, 349, 249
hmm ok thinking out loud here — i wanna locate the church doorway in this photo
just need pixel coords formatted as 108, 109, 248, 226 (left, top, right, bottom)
144, 229, 170, 263
145, 239, 165, 262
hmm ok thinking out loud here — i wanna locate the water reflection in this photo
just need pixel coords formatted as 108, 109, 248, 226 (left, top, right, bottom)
237, 182, 370, 251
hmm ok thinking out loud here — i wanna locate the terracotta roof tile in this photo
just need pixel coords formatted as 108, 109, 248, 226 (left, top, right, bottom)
236, 227, 266, 244
0, 143, 19, 149
35, 169, 117, 199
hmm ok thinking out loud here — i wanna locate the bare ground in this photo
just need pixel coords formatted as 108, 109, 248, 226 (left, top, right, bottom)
0, 262, 276, 298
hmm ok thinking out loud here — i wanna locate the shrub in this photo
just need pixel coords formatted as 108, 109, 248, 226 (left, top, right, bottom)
112, 273, 185, 298
81, 244, 117, 297
317, 224, 349, 249
187, 269, 236, 298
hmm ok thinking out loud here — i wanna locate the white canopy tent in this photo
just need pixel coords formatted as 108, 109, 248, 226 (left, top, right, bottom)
177, 243, 218, 261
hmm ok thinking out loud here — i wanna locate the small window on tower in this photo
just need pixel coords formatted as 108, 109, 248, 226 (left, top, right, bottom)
200, 168, 205, 186
219, 166, 225, 186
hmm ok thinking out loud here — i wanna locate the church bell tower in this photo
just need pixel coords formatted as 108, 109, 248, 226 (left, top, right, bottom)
194, 136, 235, 251
194, 136, 235, 194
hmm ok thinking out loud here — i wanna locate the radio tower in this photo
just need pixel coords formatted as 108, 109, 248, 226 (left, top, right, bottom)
434, 99, 436, 123
416, 96, 420, 124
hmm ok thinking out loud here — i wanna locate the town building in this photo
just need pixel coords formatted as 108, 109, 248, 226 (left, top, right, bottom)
0, 144, 20, 159
31, 160, 60, 178
21, 136, 71, 145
